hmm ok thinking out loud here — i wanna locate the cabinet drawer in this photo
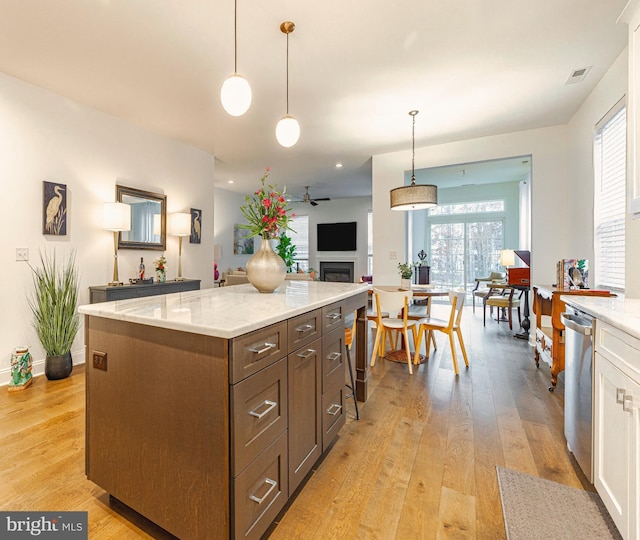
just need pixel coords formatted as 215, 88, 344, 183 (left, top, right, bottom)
596, 320, 640, 383
322, 327, 345, 392
322, 380, 346, 452
231, 358, 288, 476
232, 431, 288, 540
322, 301, 345, 334
230, 321, 287, 384
288, 310, 321, 353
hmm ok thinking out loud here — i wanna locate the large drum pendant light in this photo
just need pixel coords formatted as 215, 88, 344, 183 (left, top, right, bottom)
220, 0, 252, 116
276, 21, 300, 148
390, 110, 438, 211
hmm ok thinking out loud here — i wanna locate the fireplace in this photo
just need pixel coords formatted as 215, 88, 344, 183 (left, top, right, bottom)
319, 261, 354, 283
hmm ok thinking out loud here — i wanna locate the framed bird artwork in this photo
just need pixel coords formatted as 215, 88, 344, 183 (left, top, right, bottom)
43, 181, 67, 235
190, 208, 201, 244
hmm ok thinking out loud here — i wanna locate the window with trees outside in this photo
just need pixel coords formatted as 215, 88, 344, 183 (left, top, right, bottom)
289, 215, 309, 271
427, 200, 506, 294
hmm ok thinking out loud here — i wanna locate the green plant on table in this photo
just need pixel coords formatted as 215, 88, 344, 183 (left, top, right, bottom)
398, 262, 415, 279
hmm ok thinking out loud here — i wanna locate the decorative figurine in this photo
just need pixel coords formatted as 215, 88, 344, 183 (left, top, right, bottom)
9, 347, 33, 392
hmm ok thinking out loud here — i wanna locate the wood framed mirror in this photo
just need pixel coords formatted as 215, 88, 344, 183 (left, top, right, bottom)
116, 185, 166, 250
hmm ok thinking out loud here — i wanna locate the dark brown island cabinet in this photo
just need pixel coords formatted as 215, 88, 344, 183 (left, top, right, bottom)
80, 283, 368, 539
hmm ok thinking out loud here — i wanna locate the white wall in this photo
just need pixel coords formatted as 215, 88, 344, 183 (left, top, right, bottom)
1, 72, 215, 380
213, 187, 258, 272
566, 49, 628, 290
293, 198, 372, 281
373, 126, 569, 289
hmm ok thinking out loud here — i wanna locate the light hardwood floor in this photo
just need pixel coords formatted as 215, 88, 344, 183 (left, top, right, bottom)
0, 305, 591, 539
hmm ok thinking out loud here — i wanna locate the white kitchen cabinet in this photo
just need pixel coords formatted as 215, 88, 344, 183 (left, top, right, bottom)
621, 0, 640, 216
594, 319, 640, 539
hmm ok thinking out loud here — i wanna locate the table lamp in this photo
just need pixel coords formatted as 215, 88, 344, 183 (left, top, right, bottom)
500, 249, 515, 269
169, 212, 191, 281
103, 202, 131, 286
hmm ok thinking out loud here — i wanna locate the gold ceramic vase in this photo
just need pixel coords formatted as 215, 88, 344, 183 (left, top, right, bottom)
246, 237, 286, 293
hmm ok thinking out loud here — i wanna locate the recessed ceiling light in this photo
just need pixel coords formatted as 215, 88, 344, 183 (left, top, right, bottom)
227, 180, 234, 184
336, 163, 343, 168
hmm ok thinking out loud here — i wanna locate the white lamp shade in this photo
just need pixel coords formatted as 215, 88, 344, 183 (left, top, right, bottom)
276, 115, 300, 147
220, 74, 252, 116
169, 212, 191, 236
103, 202, 131, 231
500, 249, 516, 267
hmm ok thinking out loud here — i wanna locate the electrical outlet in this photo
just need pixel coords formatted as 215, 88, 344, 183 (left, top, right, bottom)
16, 248, 29, 262
92, 351, 107, 371
389, 250, 397, 260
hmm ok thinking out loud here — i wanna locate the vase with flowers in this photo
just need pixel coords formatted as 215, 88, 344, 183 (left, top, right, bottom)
239, 168, 294, 293
154, 254, 167, 283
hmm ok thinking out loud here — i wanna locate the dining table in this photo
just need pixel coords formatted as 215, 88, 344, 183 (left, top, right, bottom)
369, 285, 450, 364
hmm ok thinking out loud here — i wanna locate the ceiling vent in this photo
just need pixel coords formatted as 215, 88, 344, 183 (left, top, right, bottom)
566, 66, 591, 85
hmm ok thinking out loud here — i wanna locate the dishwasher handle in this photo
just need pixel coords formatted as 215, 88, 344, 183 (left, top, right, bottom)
561, 313, 592, 336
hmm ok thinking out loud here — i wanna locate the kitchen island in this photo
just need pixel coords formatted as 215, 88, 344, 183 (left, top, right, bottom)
79, 281, 369, 540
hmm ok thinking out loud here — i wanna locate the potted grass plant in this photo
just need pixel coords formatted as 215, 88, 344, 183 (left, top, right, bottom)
28, 250, 79, 380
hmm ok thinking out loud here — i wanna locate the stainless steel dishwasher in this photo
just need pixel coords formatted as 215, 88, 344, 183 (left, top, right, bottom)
561, 306, 594, 483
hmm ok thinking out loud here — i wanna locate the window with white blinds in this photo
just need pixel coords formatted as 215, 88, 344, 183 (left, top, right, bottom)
289, 215, 309, 271
594, 101, 626, 292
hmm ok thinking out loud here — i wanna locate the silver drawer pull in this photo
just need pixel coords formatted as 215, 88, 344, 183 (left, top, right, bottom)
617, 388, 626, 404
249, 400, 277, 419
327, 352, 342, 362
326, 403, 342, 416
297, 348, 316, 359
624, 394, 634, 413
295, 323, 314, 333
326, 312, 341, 320
249, 478, 277, 504
247, 342, 276, 355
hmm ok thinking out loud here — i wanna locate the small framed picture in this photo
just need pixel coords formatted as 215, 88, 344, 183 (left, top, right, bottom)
43, 181, 67, 235
190, 208, 201, 244
234, 224, 254, 254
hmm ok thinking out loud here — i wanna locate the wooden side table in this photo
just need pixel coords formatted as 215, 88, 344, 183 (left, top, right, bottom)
532, 285, 612, 390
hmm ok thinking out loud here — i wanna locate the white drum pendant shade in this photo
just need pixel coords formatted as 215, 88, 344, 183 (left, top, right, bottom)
220, 74, 252, 116
276, 115, 300, 148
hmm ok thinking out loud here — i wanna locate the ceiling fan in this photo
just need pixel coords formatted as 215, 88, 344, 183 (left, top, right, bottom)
291, 186, 331, 206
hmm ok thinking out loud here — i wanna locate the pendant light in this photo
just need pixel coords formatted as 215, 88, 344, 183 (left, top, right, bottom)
220, 0, 252, 116
390, 110, 438, 211
276, 21, 300, 148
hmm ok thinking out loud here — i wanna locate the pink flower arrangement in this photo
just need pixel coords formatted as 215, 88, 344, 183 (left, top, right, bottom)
240, 168, 294, 239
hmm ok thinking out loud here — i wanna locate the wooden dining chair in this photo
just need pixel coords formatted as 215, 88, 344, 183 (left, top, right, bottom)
370, 288, 418, 374
483, 286, 521, 330
412, 290, 469, 375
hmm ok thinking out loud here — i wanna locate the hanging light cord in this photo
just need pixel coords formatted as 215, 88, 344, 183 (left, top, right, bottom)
233, 0, 238, 73
285, 30, 290, 114
410, 110, 419, 186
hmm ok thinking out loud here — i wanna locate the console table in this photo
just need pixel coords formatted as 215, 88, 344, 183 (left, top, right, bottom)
532, 285, 612, 390
89, 279, 200, 303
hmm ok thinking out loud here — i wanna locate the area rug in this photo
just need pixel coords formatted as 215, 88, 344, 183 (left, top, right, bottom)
496, 466, 622, 539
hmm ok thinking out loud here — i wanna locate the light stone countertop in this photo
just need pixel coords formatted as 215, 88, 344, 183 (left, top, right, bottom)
560, 294, 640, 340
78, 281, 370, 339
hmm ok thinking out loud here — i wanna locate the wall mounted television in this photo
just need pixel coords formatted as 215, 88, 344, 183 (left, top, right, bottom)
317, 221, 357, 251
